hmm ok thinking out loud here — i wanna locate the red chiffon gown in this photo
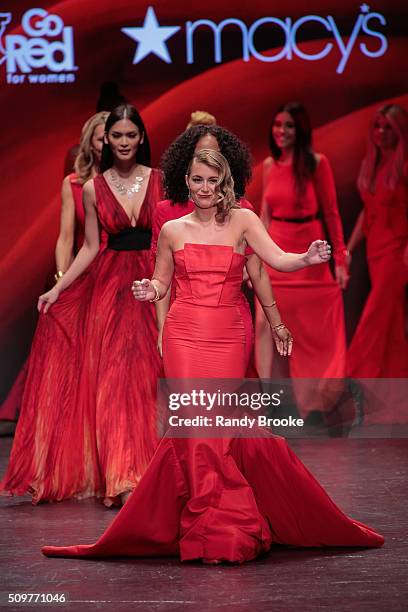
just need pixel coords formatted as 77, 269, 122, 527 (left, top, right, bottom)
347, 165, 408, 424
262, 156, 347, 416
152, 198, 256, 371
0, 174, 90, 422
0, 171, 163, 503
42, 244, 383, 562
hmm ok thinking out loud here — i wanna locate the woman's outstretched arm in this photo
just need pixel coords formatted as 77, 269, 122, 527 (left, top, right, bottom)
239, 209, 331, 271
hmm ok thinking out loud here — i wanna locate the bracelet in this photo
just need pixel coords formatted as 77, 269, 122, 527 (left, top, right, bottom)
261, 300, 277, 308
272, 322, 285, 331
149, 283, 161, 303
54, 270, 64, 282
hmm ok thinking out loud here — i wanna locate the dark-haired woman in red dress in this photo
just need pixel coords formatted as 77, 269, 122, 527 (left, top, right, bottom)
42, 149, 383, 563
0, 105, 162, 505
256, 102, 350, 418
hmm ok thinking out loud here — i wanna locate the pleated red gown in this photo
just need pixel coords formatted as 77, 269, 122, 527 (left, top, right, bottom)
42, 244, 383, 562
0, 174, 92, 422
0, 171, 163, 503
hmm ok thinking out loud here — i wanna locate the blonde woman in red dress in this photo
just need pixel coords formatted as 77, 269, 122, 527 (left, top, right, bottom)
0, 112, 108, 423
347, 104, 408, 392
256, 102, 350, 418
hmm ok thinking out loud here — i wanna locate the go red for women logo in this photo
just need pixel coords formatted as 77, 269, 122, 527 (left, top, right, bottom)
0, 8, 77, 85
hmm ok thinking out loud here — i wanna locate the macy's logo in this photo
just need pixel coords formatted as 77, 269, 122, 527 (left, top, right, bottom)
0, 8, 77, 84
121, 4, 388, 74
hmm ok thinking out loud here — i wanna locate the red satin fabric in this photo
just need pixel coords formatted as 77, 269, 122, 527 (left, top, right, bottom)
263, 158, 347, 415
42, 245, 383, 562
152, 199, 255, 369
0, 171, 163, 503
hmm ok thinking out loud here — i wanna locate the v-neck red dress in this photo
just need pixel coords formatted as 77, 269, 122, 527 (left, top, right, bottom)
0, 170, 163, 503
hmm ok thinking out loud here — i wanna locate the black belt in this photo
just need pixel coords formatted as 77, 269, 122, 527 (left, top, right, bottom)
107, 227, 152, 251
271, 212, 320, 224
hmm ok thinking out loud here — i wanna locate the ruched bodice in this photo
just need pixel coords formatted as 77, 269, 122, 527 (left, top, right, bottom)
173, 244, 245, 307
163, 244, 246, 379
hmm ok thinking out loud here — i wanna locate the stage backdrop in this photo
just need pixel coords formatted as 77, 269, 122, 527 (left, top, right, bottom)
0, 1, 407, 399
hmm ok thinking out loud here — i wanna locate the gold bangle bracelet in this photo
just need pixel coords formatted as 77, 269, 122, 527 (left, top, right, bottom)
54, 270, 64, 282
261, 300, 277, 308
149, 283, 161, 303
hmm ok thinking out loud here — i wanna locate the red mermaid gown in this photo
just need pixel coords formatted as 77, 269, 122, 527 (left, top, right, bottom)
347, 166, 408, 423
42, 244, 383, 562
0, 171, 163, 503
262, 156, 348, 416
152, 199, 256, 371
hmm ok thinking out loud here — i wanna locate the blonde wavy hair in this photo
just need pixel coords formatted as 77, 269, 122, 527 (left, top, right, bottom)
358, 104, 408, 193
186, 110, 217, 129
74, 111, 109, 184
187, 149, 237, 222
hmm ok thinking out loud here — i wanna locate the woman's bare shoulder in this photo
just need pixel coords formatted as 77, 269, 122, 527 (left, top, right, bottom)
161, 214, 192, 235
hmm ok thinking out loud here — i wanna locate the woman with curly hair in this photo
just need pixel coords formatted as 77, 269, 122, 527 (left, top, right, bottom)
1, 105, 163, 505
347, 104, 408, 379
42, 149, 383, 564
153, 124, 293, 365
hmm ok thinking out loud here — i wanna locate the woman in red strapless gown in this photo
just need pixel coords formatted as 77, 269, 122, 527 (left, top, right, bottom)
154, 125, 293, 366
1, 105, 162, 505
0, 112, 109, 423
256, 102, 350, 418
42, 149, 383, 563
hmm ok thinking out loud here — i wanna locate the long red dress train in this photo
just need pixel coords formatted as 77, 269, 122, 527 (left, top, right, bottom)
0, 171, 163, 503
42, 244, 383, 562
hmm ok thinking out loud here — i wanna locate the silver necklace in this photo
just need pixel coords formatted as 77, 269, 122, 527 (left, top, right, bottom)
109, 168, 144, 198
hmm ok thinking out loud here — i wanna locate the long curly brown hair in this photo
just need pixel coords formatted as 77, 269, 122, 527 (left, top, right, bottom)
161, 125, 252, 203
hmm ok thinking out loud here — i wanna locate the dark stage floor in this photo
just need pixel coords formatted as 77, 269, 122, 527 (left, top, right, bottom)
0, 437, 407, 611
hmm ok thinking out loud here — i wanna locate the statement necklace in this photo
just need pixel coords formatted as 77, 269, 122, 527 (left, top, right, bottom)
109, 168, 144, 198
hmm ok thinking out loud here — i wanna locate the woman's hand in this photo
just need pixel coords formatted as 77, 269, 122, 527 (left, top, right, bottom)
272, 324, 293, 357
335, 264, 350, 289
132, 279, 156, 301
37, 286, 60, 313
305, 240, 331, 265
